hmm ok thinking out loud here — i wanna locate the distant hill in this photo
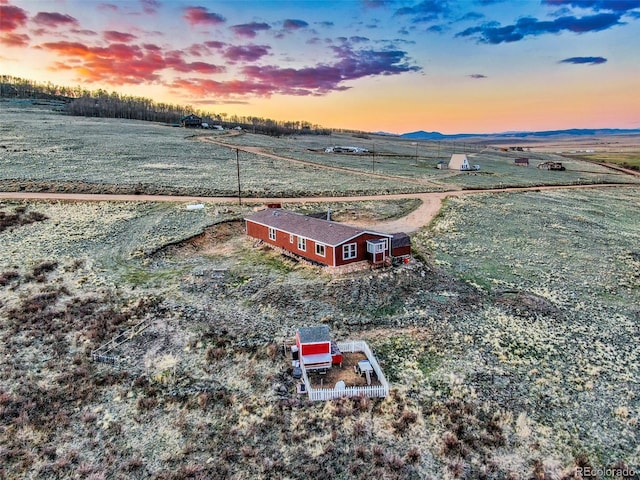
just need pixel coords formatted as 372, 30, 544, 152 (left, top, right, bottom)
401, 128, 640, 140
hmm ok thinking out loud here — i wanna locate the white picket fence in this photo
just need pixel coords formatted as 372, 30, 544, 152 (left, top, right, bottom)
300, 340, 389, 401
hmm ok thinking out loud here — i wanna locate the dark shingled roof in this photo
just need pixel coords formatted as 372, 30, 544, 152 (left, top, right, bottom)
298, 325, 330, 344
245, 208, 391, 246
392, 232, 411, 248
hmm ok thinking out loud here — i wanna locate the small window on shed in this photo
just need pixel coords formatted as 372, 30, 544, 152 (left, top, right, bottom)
268, 227, 276, 241
316, 243, 326, 257
290, 234, 294, 243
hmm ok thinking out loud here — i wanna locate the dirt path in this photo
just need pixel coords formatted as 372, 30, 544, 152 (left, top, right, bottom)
0, 183, 633, 234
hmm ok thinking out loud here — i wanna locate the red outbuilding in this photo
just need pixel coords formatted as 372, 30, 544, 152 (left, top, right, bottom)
296, 326, 333, 371
245, 208, 410, 267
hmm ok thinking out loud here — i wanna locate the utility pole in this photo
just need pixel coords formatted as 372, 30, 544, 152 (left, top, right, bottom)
372, 143, 375, 172
236, 148, 241, 205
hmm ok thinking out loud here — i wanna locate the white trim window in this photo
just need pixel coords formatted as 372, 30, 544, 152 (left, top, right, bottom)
268, 227, 276, 241
343, 243, 357, 260
298, 237, 307, 251
290, 234, 294, 243
315, 243, 326, 257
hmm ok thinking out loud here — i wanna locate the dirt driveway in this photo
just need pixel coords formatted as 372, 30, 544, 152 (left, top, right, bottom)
0, 183, 632, 234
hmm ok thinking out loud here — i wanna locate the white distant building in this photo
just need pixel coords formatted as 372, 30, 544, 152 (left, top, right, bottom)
449, 154, 470, 170
448, 154, 479, 171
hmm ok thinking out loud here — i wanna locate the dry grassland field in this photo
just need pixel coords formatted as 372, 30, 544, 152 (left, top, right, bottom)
1, 100, 640, 479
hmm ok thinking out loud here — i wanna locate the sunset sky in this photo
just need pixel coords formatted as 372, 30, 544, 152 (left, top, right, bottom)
1, 0, 639, 133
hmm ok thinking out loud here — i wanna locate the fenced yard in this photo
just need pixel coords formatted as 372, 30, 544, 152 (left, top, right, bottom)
300, 340, 389, 401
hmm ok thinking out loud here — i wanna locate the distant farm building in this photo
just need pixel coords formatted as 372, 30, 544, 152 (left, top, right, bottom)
515, 158, 529, 167
436, 160, 447, 169
448, 154, 480, 171
325, 146, 369, 154
244, 208, 410, 269
181, 114, 202, 128
538, 161, 565, 171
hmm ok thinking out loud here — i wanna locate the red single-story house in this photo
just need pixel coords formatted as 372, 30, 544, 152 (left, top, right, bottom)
245, 208, 409, 267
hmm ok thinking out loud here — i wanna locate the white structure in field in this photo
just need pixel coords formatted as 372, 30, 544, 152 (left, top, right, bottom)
449, 154, 470, 170
449, 154, 480, 171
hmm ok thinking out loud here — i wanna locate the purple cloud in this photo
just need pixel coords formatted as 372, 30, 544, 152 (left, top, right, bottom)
33, 12, 79, 28
224, 44, 270, 62
180, 45, 420, 98
560, 56, 607, 64
457, 13, 622, 43
231, 22, 271, 38
283, 19, 309, 30
204, 40, 226, 49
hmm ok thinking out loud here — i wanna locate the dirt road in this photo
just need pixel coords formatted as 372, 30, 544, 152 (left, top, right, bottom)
3, 131, 637, 233
0, 183, 632, 234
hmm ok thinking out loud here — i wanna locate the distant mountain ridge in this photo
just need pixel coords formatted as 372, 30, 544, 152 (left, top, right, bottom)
401, 128, 640, 140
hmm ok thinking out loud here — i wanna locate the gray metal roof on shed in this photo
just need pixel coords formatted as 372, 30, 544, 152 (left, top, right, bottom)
298, 325, 330, 344
245, 208, 391, 246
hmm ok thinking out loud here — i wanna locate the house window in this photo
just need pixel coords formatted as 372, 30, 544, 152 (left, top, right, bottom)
290, 234, 294, 243
268, 227, 276, 241
298, 237, 307, 251
315, 243, 326, 257
343, 243, 357, 260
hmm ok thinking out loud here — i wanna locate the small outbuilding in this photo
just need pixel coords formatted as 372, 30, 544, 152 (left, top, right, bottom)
515, 158, 529, 166
296, 326, 332, 371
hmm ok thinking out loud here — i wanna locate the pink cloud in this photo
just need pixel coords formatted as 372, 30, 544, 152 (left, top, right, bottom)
165, 53, 225, 74
170, 77, 275, 97
104, 30, 138, 42
0, 3, 28, 31
183, 6, 225, 26
0, 32, 29, 47
33, 12, 79, 28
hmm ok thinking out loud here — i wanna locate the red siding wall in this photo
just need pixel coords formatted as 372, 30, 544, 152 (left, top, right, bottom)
301, 342, 330, 355
246, 220, 337, 266
391, 245, 411, 257
246, 220, 391, 267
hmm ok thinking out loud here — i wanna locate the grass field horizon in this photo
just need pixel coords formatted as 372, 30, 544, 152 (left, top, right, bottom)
2, 100, 639, 199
